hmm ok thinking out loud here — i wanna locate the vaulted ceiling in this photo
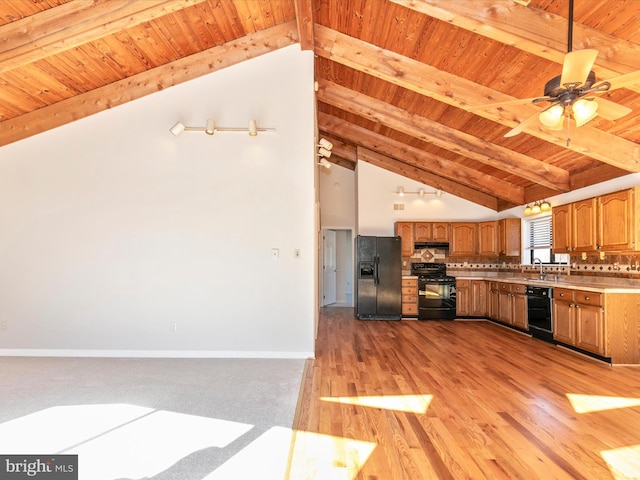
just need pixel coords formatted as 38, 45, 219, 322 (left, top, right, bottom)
2, 0, 640, 211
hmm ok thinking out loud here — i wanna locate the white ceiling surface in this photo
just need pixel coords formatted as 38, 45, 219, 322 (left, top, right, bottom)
0, 45, 317, 357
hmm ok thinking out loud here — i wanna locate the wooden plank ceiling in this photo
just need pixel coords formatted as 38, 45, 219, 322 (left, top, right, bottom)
2, 0, 640, 211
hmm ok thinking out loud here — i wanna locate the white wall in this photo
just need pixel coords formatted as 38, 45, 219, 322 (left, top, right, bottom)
0, 45, 316, 358
355, 161, 499, 235
318, 164, 356, 229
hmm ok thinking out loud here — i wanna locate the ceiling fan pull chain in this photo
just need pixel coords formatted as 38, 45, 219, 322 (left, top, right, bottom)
566, 113, 571, 146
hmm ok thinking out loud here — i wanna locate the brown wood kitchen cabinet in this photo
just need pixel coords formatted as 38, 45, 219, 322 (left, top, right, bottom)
552, 204, 572, 254
498, 218, 521, 257
455, 279, 470, 317
477, 221, 498, 257
401, 277, 418, 317
496, 282, 527, 330
395, 222, 414, 257
552, 187, 640, 253
470, 280, 488, 317
449, 222, 477, 256
415, 222, 449, 242
488, 281, 499, 320
598, 188, 640, 251
572, 198, 598, 252
552, 288, 605, 357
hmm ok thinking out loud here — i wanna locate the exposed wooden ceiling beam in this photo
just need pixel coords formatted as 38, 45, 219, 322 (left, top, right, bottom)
391, 0, 640, 87
317, 79, 570, 192
293, 0, 315, 51
357, 147, 500, 211
319, 112, 525, 205
0, 0, 206, 74
0, 21, 299, 147
314, 25, 640, 172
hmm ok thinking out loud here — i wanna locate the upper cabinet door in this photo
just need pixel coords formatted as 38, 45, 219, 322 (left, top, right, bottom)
498, 218, 521, 257
477, 221, 498, 257
414, 223, 432, 242
395, 222, 414, 258
572, 198, 597, 252
552, 204, 572, 253
450, 222, 477, 256
598, 188, 637, 251
432, 222, 450, 242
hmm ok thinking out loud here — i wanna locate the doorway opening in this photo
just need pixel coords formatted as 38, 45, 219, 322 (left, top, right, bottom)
321, 228, 353, 307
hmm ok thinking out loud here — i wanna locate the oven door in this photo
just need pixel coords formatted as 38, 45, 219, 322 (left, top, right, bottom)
418, 279, 456, 320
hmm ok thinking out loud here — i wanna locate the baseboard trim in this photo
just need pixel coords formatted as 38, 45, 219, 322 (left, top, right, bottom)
0, 349, 315, 359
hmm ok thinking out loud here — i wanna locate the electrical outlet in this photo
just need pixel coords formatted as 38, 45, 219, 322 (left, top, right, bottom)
294, 249, 301, 258
0, 321, 6, 331
599, 251, 606, 260
170, 322, 177, 333
271, 248, 279, 260
581, 252, 587, 260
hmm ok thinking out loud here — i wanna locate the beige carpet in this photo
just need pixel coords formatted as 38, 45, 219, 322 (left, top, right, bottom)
0, 356, 306, 479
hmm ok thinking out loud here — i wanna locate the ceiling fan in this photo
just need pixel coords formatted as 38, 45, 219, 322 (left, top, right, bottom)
473, 0, 640, 139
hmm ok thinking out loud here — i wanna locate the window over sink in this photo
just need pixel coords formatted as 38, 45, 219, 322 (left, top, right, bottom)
526, 215, 569, 265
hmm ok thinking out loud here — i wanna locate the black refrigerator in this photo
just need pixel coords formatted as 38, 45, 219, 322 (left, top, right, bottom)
355, 235, 402, 320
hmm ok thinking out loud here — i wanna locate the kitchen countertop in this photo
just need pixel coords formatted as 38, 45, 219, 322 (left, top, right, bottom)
451, 271, 640, 293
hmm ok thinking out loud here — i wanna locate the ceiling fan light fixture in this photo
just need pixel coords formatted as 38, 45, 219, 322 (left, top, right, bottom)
572, 98, 599, 127
539, 104, 564, 127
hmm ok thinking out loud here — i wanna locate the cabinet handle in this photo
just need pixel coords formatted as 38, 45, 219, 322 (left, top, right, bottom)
584, 296, 590, 300
596, 245, 601, 250
569, 303, 574, 307
575, 305, 580, 309
559, 293, 565, 297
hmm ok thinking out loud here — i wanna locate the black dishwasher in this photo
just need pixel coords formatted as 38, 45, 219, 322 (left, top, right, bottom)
526, 285, 554, 343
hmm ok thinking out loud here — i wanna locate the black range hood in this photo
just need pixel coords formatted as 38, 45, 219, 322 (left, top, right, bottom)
414, 242, 449, 249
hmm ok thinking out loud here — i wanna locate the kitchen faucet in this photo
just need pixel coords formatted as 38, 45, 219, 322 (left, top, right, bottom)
533, 257, 545, 280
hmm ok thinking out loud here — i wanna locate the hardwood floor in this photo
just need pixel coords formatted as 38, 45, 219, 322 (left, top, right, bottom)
288, 307, 640, 480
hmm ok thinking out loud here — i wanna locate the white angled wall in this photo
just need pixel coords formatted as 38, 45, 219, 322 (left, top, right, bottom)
0, 45, 316, 358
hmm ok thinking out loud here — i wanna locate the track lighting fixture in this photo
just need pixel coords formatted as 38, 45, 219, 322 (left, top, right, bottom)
396, 186, 443, 198
169, 119, 275, 137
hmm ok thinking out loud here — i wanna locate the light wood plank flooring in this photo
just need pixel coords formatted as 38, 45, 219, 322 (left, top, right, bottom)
288, 307, 640, 480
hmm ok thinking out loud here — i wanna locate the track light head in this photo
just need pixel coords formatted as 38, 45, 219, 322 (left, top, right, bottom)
170, 121, 186, 136
205, 119, 215, 135
318, 138, 333, 151
318, 147, 332, 158
248, 120, 258, 136
318, 158, 332, 169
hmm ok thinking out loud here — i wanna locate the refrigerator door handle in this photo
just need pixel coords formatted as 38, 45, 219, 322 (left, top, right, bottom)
374, 255, 380, 285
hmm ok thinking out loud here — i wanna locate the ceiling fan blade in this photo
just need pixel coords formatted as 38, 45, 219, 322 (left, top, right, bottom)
594, 97, 633, 120
601, 69, 640, 92
468, 96, 553, 111
560, 49, 598, 86
504, 111, 541, 138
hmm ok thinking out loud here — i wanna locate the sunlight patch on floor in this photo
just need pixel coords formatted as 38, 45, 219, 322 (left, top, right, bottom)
601, 444, 640, 479
204, 426, 293, 480
287, 430, 376, 480
566, 394, 640, 413
320, 394, 433, 413
0, 404, 253, 480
